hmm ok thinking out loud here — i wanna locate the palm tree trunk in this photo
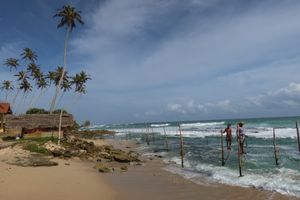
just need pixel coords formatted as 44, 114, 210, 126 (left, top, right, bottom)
32, 88, 47, 108
50, 26, 70, 113
12, 88, 20, 109
5, 91, 8, 102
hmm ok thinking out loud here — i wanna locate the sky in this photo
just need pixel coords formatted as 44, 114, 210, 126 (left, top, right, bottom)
1, 0, 300, 124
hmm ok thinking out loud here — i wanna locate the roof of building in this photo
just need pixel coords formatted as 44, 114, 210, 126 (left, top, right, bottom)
0, 103, 12, 114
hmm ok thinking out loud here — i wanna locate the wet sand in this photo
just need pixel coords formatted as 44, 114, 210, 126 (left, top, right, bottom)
102, 158, 298, 200
0, 139, 298, 200
102, 139, 299, 200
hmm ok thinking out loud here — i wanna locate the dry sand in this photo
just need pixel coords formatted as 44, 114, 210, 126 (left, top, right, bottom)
0, 139, 298, 200
0, 146, 116, 200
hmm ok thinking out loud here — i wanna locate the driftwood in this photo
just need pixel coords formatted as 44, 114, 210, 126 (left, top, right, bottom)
4, 114, 74, 130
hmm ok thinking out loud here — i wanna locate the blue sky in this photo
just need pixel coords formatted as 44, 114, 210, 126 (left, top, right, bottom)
1, 0, 300, 124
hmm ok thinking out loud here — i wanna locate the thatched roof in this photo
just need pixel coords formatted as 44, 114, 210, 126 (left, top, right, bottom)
4, 114, 74, 130
0, 103, 12, 114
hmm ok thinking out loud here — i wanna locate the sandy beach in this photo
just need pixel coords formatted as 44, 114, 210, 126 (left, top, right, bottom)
0, 138, 297, 200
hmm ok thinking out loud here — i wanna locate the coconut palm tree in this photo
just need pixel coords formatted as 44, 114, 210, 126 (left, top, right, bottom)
0, 80, 14, 101
21, 48, 37, 63
27, 63, 40, 76
71, 71, 91, 94
50, 4, 84, 113
4, 58, 19, 71
12, 70, 28, 106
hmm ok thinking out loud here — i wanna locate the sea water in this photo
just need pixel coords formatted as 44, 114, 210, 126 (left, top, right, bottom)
85, 116, 300, 198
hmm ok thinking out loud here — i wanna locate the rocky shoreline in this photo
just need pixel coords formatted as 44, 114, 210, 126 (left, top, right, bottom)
2, 131, 142, 173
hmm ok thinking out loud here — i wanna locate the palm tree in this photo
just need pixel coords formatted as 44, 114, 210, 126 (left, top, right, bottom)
71, 70, 91, 94
0, 80, 14, 102
21, 48, 37, 63
50, 5, 84, 113
12, 70, 28, 106
4, 58, 19, 71
27, 63, 40, 76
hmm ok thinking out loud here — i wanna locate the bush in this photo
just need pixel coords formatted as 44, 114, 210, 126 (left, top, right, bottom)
23, 143, 50, 155
26, 108, 49, 114
53, 109, 69, 114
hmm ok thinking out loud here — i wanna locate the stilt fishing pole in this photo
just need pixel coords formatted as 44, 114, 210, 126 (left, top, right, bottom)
236, 123, 243, 177
163, 127, 169, 151
179, 125, 184, 168
220, 130, 225, 166
144, 123, 150, 145
296, 122, 300, 153
272, 128, 279, 166
151, 127, 155, 143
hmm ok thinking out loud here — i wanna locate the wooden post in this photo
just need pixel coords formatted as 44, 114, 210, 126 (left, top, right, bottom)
58, 110, 63, 145
163, 127, 169, 151
296, 122, 300, 153
151, 128, 155, 143
145, 124, 150, 145
272, 128, 279, 166
221, 130, 225, 166
179, 125, 184, 168
236, 124, 243, 177
0, 114, 3, 132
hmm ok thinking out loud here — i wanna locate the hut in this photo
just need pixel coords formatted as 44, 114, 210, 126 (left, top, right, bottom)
3, 114, 74, 137
0, 103, 12, 133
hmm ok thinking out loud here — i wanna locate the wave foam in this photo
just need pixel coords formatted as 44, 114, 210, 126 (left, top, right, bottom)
180, 121, 225, 127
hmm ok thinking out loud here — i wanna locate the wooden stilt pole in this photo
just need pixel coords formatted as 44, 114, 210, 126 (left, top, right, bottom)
0, 114, 4, 133
221, 130, 225, 166
163, 127, 169, 151
272, 128, 279, 166
296, 122, 300, 153
236, 124, 243, 177
151, 128, 155, 143
179, 125, 184, 168
145, 124, 150, 145
58, 110, 63, 145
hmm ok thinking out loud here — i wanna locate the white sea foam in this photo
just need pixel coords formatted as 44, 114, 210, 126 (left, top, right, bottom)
180, 121, 225, 127
150, 123, 170, 127
106, 125, 297, 139
164, 162, 300, 198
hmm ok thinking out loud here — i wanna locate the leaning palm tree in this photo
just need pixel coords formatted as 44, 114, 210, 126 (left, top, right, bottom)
12, 71, 28, 107
71, 70, 91, 94
27, 62, 40, 76
50, 4, 84, 113
0, 80, 14, 102
21, 48, 37, 63
4, 58, 19, 71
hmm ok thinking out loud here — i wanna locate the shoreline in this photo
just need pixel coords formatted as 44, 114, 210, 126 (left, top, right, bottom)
102, 138, 299, 200
0, 137, 298, 200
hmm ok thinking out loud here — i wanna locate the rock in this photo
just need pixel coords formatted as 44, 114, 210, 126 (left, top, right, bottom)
43, 141, 65, 157
63, 150, 72, 158
112, 154, 131, 163
94, 163, 112, 173
99, 152, 111, 159
128, 151, 140, 162
52, 149, 63, 157
120, 166, 128, 171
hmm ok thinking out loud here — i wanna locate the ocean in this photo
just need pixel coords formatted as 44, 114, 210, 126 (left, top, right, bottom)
85, 116, 300, 198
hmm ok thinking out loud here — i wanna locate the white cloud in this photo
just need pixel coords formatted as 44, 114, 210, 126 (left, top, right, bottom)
67, 0, 300, 122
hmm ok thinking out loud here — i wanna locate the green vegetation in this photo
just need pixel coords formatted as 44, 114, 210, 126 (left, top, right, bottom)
1, 4, 90, 115
23, 143, 50, 155
26, 108, 49, 114
22, 137, 58, 144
